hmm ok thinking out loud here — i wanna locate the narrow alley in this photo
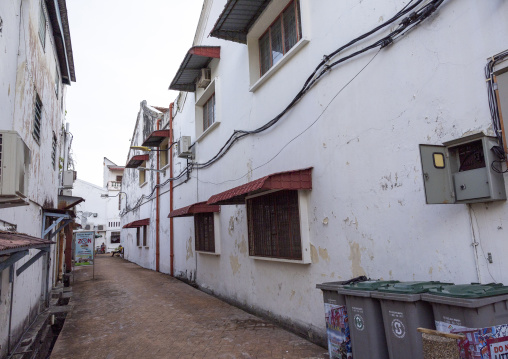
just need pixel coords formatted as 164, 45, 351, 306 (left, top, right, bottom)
50, 255, 328, 359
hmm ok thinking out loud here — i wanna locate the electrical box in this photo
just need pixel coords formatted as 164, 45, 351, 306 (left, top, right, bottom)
197, 68, 211, 89
62, 170, 76, 188
420, 133, 506, 204
0, 131, 30, 207
177, 136, 193, 158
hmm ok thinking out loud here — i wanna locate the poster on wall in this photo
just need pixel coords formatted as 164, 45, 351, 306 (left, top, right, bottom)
324, 303, 353, 359
74, 231, 94, 266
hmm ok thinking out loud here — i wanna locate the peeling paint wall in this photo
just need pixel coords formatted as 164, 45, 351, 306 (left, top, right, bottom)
0, 0, 72, 355
126, 0, 508, 345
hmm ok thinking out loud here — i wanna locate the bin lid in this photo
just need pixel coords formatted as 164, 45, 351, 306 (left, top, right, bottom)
316, 276, 368, 291
343, 280, 399, 291
427, 283, 508, 298
377, 281, 452, 294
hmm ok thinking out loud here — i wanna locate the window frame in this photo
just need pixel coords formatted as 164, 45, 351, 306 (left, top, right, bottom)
258, 0, 302, 77
202, 93, 216, 132
38, 1, 46, 49
142, 225, 148, 247
136, 227, 141, 247
194, 213, 215, 253
246, 189, 311, 263
33, 93, 43, 144
111, 232, 120, 244
246, 0, 309, 91
159, 138, 169, 168
139, 161, 146, 186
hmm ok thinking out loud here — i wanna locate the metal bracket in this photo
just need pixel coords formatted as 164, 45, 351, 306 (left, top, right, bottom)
0, 250, 29, 274
16, 247, 50, 276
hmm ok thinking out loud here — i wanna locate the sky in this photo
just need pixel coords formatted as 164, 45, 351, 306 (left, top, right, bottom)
65, 1, 204, 186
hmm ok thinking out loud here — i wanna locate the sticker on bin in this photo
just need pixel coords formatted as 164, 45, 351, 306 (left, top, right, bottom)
436, 318, 468, 333
324, 303, 353, 359
391, 319, 406, 339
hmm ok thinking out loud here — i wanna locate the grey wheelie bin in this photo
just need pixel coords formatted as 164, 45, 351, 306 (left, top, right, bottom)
422, 283, 508, 333
317, 277, 367, 359
371, 281, 451, 359
337, 280, 398, 359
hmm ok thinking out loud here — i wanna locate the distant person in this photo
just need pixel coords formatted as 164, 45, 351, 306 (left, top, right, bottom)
111, 245, 123, 257
100, 243, 106, 254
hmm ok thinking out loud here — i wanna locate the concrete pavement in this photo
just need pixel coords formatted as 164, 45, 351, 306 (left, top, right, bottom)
50, 255, 328, 359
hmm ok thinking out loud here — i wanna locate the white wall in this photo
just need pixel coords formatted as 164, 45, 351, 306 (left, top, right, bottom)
0, 0, 71, 355
163, 0, 508, 341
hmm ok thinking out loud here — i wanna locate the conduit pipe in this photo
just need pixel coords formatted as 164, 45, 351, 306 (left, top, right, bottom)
156, 117, 161, 272
169, 103, 175, 276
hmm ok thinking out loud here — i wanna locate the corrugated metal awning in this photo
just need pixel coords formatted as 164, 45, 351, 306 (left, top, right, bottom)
168, 202, 220, 218
142, 130, 171, 147
169, 46, 221, 92
58, 195, 85, 210
207, 168, 312, 205
126, 155, 149, 168
122, 218, 150, 229
0, 231, 54, 255
210, 0, 271, 44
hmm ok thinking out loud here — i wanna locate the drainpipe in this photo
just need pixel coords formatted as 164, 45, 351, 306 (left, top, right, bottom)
169, 103, 174, 277
156, 117, 161, 272
8, 266, 15, 354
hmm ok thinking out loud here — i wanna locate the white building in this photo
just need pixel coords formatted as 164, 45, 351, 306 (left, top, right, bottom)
121, 0, 508, 345
72, 158, 124, 252
0, 0, 76, 357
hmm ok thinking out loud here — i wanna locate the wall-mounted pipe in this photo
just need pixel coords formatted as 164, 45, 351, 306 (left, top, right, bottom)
169, 103, 175, 276
156, 117, 161, 272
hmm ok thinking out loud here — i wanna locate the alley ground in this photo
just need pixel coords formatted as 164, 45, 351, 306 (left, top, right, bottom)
50, 255, 328, 359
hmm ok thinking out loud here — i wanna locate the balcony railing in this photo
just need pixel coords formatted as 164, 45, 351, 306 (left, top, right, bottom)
107, 181, 122, 191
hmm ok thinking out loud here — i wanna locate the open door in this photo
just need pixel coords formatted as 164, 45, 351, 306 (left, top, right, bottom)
419, 144, 454, 204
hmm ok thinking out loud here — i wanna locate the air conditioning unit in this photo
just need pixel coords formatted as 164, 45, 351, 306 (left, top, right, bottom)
93, 213, 98, 217
62, 170, 76, 189
177, 136, 193, 158
0, 131, 30, 207
197, 68, 211, 89
97, 225, 104, 231
84, 225, 91, 230
62, 189, 72, 196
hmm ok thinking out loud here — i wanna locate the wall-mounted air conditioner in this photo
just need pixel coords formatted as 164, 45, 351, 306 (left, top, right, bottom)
97, 225, 104, 231
0, 131, 30, 208
62, 170, 76, 188
177, 136, 193, 158
84, 225, 91, 230
62, 189, 72, 196
197, 68, 211, 89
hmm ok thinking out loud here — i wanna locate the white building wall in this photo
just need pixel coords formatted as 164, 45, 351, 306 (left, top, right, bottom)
0, 0, 73, 354
156, 0, 508, 342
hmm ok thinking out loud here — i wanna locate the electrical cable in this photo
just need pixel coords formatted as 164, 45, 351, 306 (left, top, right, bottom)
191, 0, 446, 170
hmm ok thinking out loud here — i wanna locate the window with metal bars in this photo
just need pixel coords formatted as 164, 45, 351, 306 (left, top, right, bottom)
203, 93, 215, 132
194, 213, 215, 252
111, 232, 120, 244
51, 132, 57, 169
136, 227, 141, 246
142, 225, 148, 247
38, 2, 46, 49
247, 190, 302, 260
33, 93, 42, 143
259, 0, 302, 76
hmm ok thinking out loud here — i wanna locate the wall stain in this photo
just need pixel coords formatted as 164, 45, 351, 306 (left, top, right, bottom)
318, 247, 330, 263
238, 235, 248, 255
290, 290, 296, 301
186, 236, 193, 260
429, 267, 433, 275
348, 242, 366, 277
228, 216, 235, 236
230, 255, 241, 275
310, 244, 319, 263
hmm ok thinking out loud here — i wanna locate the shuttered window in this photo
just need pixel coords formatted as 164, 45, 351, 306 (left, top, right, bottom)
247, 190, 302, 260
259, 0, 302, 76
33, 93, 43, 143
203, 93, 215, 132
194, 213, 215, 252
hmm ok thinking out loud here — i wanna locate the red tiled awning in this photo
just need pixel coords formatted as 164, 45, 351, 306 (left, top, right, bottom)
122, 218, 150, 229
126, 155, 149, 168
142, 130, 170, 148
169, 46, 220, 92
207, 168, 312, 205
168, 202, 220, 218
108, 166, 125, 171
0, 231, 54, 255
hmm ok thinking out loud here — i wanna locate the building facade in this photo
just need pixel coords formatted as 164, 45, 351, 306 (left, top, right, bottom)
121, 0, 508, 344
0, 0, 76, 356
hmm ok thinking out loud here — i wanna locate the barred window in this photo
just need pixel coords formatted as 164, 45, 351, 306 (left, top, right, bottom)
136, 227, 141, 246
247, 190, 302, 260
259, 0, 302, 76
38, 2, 46, 49
51, 132, 57, 169
203, 93, 215, 132
33, 93, 43, 143
194, 213, 215, 252
111, 232, 120, 244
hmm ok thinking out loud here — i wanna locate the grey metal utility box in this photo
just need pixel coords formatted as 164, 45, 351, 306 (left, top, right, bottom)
419, 132, 506, 204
